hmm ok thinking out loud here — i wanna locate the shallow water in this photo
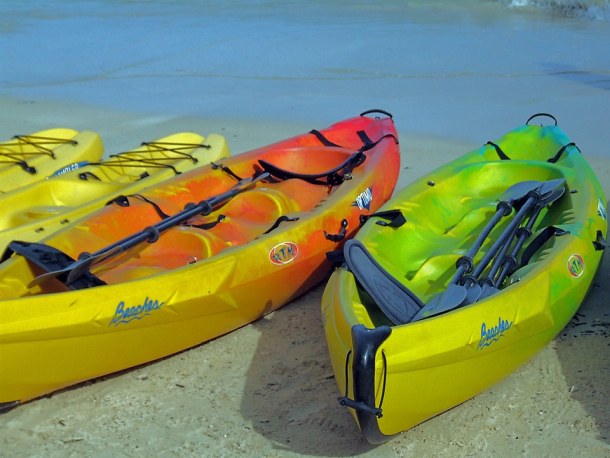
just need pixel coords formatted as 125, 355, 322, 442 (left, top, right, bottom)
1, 0, 610, 156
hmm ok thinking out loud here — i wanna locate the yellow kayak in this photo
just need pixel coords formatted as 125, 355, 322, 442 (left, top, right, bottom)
321, 114, 607, 443
0, 111, 400, 409
0, 128, 103, 193
0, 132, 229, 253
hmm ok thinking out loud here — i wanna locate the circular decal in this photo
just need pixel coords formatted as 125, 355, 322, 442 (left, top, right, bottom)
269, 242, 299, 265
567, 254, 585, 278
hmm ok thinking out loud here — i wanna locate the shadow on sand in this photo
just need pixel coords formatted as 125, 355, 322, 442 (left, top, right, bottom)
555, 203, 609, 444
239, 285, 378, 456
239, 202, 609, 453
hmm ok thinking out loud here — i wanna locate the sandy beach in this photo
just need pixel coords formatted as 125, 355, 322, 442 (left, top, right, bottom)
0, 98, 608, 457
1, 1, 610, 456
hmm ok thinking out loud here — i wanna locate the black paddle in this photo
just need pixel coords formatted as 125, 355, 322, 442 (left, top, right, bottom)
446, 180, 544, 287
474, 222, 520, 298
30, 173, 269, 287
413, 178, 566, 321
478, 185, 566, 300
461, 179, 565, 298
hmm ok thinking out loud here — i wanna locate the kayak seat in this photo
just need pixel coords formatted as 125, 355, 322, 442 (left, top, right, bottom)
261, 178, 331, 210
12, 205, 71, 223
344, 240, 425, 326
99, 226, 229, 283
204, 187, 300, 245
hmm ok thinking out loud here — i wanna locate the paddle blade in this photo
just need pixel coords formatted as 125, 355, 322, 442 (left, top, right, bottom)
501, 181, 541, 204
5, 241, 107, 290
66, 248, 122, 284
344, 240, 425, 325
478, 283, 500, 301
464, 283, 482, 304
538, 178, 566, 197
501, 179, 564, 212
539, 185, 566, 207
412, 283, 468, 321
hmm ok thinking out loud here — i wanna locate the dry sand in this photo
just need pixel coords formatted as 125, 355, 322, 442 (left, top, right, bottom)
0, 98, 608, 457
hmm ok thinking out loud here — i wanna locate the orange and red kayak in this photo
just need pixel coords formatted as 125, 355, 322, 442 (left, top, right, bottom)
0, 110, 400, 408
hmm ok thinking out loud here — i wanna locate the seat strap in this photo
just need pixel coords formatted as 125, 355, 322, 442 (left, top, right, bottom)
547, 142, 580, 163
210, 162, 244, 181
107, 194, 172, 220
258, 150, 366, 186
263, 215, 300, 234
309, 129, 341, 147
486, 141, 511, 160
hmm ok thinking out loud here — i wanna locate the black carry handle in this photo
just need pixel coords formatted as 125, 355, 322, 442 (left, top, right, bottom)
526, 113, 558, 126
360, 109, 393, 119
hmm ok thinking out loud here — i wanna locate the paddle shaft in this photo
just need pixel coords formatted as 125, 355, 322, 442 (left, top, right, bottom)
449, 180, 550, 286
75, 174, 267, 267
419, 179, 566, 318
467, 194, 538, 282
480, 185, 565, 291
467, 179, 566, 284
420, 182, 547, 317
493, 205, 544, 287
419, 196, 537, 317
82, 191, 225, 260
450, 201, 510, 284
479, 223, 519, 287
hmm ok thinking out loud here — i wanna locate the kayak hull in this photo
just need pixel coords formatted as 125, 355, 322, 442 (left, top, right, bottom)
321, 116, 607, 443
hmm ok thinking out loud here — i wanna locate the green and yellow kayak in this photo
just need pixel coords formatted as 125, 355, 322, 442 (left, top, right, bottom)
0, 111, 400, 408
0, 132, 229, 253
321, 114, 607, 443
0, 128, 103, 193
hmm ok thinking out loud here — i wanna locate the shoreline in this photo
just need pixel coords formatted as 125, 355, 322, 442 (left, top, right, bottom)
0, 97, 608, 457
3, 95, 608, 188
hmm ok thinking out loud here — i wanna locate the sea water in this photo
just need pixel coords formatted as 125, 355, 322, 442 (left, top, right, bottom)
1, 0, 609, 155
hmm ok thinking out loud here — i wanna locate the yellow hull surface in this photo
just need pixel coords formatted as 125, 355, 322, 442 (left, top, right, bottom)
0, 132, 229, 253
0, 111, 400, 408
321, 114, 607, 443
0, 128, 103, 193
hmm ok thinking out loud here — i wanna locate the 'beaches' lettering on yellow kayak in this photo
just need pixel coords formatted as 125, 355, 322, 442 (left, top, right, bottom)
477, 317, 513, 350
109, 297, 165, 326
